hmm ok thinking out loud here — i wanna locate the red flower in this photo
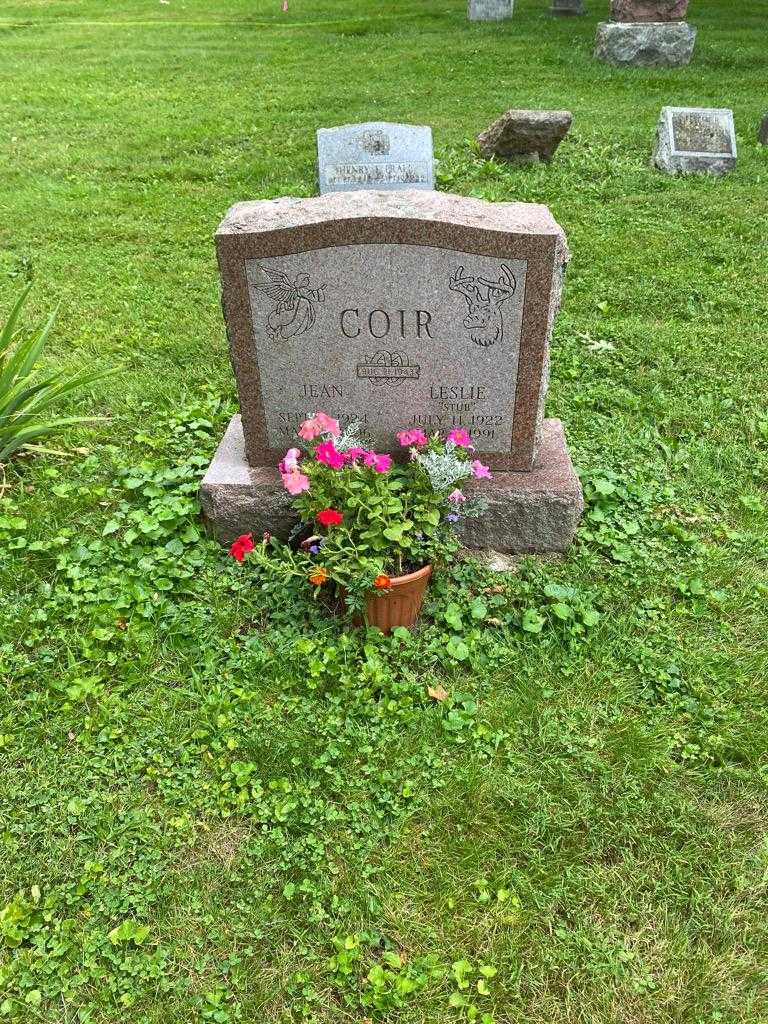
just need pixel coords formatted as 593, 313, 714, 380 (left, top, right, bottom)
374, 574, 391, 589
229, 533, 254, 562
316, 508, 343, 527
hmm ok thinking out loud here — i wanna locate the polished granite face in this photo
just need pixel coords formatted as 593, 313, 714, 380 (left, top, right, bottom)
215, 189, 569, 471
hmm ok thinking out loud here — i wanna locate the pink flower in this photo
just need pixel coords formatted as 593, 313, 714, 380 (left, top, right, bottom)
315, 440, 346, 470
471, 459, 492, 479
448, 489, 466, 503
314, 412, 340, 436
345, 446, 367, 461
281, 469, 310, 495
298, 412, 340, 440
447, 428, 473, 449
396, 429, 428, 448
279, 446, 301, 474
364, 452, 392, 473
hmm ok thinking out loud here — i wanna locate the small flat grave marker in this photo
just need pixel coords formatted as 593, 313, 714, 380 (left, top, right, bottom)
653, 106, 737, 176
468, 0, 513, 19
317, 122, 434, 194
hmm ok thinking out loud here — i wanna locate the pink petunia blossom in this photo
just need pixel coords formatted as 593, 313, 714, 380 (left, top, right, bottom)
345, 446, 368, 461
279, 446, 301, 474
298, 412, 341, 441
447, 428, 473, 449
396, 429, 428, 448
448, 488, 466, 503
363, 451, 392, 473
315, 440, 346, 470
281, 469, 310, 495
470, 459, 492, 479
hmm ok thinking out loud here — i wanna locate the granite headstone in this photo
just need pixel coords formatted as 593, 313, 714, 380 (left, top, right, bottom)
758, 113, 768, 146
468, 0, 513, 20
317, 123, 434, 195
610, 0, 688, 20
202, 190, 583, 552
550, 0, 585, 14
652, 106, 736, 176
594, 20, 696, 65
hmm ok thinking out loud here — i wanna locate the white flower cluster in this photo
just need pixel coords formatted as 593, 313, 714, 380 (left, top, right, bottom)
334, 420, 368, 453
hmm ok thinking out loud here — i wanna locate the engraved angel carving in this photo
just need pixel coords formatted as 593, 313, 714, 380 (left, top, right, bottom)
258, 264, 326, 342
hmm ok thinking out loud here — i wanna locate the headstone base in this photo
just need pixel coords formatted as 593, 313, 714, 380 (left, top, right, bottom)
200, 415, 583, 555
594, 21, 696, 66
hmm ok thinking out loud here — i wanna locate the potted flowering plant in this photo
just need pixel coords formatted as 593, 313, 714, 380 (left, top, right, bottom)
229, 411, 492, 631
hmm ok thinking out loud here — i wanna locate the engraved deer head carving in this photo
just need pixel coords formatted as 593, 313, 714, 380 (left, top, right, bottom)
448, 264, 517, 348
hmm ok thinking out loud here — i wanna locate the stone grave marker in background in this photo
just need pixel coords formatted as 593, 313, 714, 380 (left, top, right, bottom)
610, 0, 688, 20
595, 0, 695, 66
550, 0, 585, 15
202, 190, 583, 554
652, 106, 737, 175
758, 114, 768, 146
478, 110, 573, 164
317, 123, 434, 194
468, 0, 513, 21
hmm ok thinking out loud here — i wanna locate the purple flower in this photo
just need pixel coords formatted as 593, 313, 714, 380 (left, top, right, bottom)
309, 544, 320, 555
445, 513, 460, 523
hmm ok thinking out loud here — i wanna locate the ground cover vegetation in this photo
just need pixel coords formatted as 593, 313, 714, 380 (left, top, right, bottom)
0, 0, 767, 1020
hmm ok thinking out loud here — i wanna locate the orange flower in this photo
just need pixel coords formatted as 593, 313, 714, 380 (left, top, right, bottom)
374, 574, 391, 589
309, 567, 329, 586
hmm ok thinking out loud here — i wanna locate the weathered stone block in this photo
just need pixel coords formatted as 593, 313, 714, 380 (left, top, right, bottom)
477, 109, 573, 164
200, 415, 583, 555
610, 0, 688, 21
316, 122, 434, 195
468, 0, 513, 20
594, 21, 696, 66
652, 106, 736, 176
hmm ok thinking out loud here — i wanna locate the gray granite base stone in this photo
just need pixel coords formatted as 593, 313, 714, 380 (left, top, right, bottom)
200, 415, 583, 555
594, 21, 696, 66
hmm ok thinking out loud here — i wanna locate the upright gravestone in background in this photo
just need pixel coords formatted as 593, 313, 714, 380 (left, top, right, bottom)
758, 114, 768, 146
468, 0, 513, 21
550, 0, 585, 14
201, 190, 583, 554
317, 123, 434, 195
652, 107, 737, 176
595, 0, 695, 66
610, 0, 688, 19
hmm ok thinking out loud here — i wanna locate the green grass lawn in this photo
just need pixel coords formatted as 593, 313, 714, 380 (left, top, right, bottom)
1, 0, 768, 1020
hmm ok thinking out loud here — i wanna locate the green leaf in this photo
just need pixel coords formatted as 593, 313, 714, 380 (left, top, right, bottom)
446, 636, 469, 661
470, 597, 488, 619
521, 609, 545, 633
550, 602, 573, 620
444, 602, 463, 630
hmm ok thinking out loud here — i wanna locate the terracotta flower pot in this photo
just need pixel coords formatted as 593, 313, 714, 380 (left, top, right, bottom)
365, 564, 433, 633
